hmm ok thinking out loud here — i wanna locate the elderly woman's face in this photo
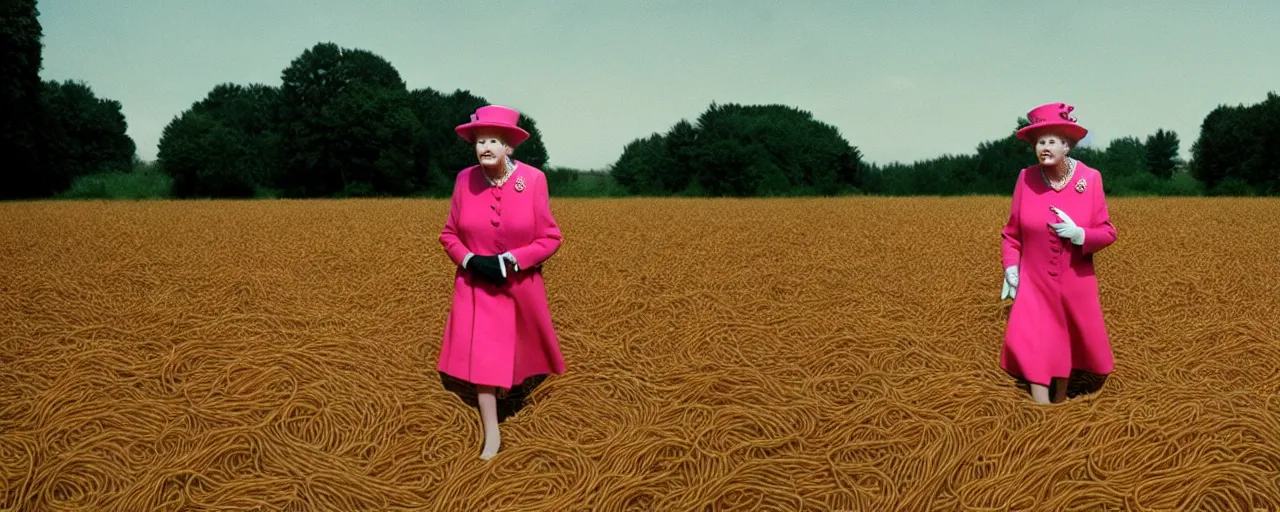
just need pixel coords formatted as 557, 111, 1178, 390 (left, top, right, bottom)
473, 128, 512, 167
1034, 132, 1071, 167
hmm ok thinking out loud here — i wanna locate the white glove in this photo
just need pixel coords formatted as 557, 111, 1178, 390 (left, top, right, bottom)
1050, 206, 1085, 246
1001, 266, 1018, 300
499, 251, 517, 275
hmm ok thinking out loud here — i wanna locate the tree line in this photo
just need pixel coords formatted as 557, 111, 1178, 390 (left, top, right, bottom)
1, 0, 136, 199
153, 42, 548, 199
3, 2, 1277, 200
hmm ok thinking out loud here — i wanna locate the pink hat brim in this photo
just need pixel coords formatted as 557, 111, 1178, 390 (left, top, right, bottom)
1017, 122, 1087, 144
454, 122, 530, 146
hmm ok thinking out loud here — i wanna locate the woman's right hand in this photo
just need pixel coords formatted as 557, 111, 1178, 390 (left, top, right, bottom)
1001, 266, 1019, 300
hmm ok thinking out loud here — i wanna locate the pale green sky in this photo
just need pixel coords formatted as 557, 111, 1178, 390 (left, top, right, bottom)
37, 1, 1280, 170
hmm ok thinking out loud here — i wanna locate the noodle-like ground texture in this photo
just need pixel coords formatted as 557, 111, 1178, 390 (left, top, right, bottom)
2, 197, 1278, 511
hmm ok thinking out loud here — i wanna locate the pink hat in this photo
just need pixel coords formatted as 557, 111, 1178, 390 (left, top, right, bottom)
1016, 102, 1088, 144
454, 105, 530, 146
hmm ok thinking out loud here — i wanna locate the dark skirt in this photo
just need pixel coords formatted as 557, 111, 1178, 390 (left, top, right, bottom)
439, 371, 549, 422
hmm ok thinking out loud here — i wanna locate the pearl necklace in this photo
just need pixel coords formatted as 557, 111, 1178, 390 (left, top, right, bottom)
1041, 158, 1076, 191
484, 158, 516, 187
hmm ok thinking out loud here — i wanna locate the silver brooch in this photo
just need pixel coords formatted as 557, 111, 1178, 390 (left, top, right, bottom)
1075, 178, 1087, 193
514, 176, 525, 192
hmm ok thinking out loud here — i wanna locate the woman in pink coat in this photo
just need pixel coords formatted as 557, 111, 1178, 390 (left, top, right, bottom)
437, 105, 565, 460
999, 102, 1117, 405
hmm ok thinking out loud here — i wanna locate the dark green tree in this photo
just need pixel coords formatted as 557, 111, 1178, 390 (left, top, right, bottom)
1260, 93, 1280, 195
610, 133, 676, 195
1099, 136, 1147, 179
276, 42, 416, 197
154, 42, 553, 198
1191, 102, 1255, 194
661, 119, 698, 193
39, 80, 136, 191
1144, 128, 1180, 179
1, 0, 45, 198
1189, 92, 1280, 194
611, 102, 863, 196
157, 83, 280, 197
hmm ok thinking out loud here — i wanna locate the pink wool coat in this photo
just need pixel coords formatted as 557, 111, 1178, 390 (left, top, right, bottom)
438, 161, 565, 390
1000, 161, 1117, 387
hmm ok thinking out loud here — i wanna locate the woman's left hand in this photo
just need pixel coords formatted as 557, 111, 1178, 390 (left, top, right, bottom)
500, 252, 519, 273
1049, 206, 1085, 246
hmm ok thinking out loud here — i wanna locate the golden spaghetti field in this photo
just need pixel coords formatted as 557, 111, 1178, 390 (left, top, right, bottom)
2, 196, 1279, 511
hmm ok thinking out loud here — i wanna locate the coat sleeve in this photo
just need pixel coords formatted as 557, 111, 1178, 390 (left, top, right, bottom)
509, 171, 562, 269
1001, 169, 1025, 270
1082, 171, 1117, 254
440, 170, 471, 266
